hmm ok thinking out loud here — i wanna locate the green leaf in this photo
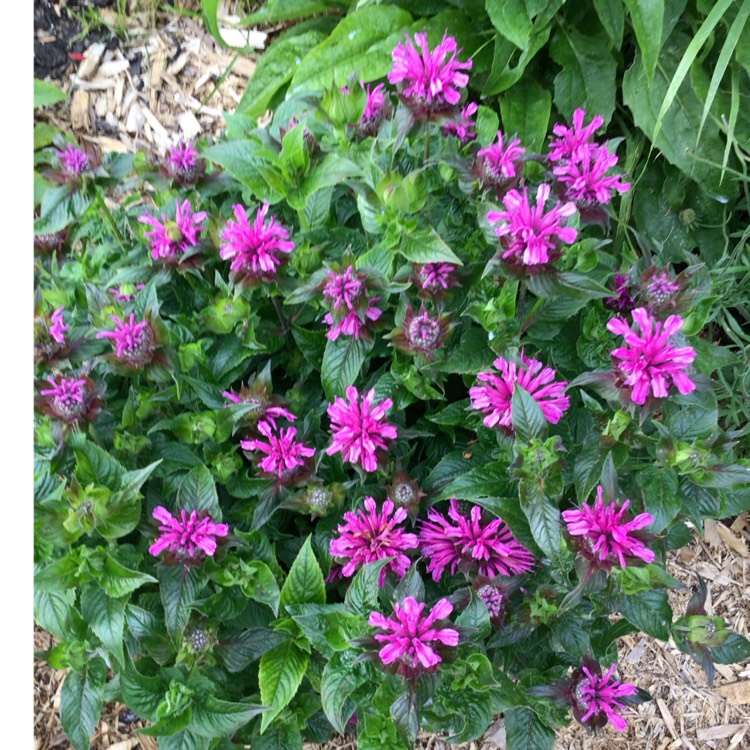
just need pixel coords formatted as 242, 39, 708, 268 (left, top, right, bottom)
512, 386, 547, 442
436, 461, 513, 502
620, 589, 673, 640
321, 658, 363, 733
485, 0, 533, 49
439, 327, 493, 375
75, 442, 125, 490
504, 707, 555, 750
623, 0, 664, 85
483, 27, 552, 96
398, 225, 463, 265
321, 335, 371, 400
456, 593, 492, 640
259, 641, 310, 732
240, 0, 332, 25
280, 536, 326, 608
100, 554, 157, 598
711, 632, 750, 664
60, 659, 107, 750
177, 465, 221, 519
593, 0, 625, 47
288, 603, 361, 657
520, 485, 561, 561
35, 122, 59, 150
550, 25, 617, 126
158, 563, 202, 640
391, 692, 419, 746
192, 696, 267, 738
80, 585, 126, 666
34, 589, 76, 640
637, 466, 680, 533
35, 79, 68, 108
345, 558, 391, 615
500, 81, 551, 152
218, 628, 288, 673
476, 105, 500, 146
120, 663, 166, 721
289, 5, 413, 93
240, 560, 281, 615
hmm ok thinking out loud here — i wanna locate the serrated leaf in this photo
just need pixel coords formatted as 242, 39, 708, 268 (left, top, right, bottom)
80, 585, 126, 666
512, 386, 547, 443
60, 659, 107, 750
499, 81, 551, 152
259, 641, 310, 732
100, 554, 157, 598
192, 696, 267, 738
321, 659, 363, 733
623, 0, 664, 85
504, 707, 555, 750
711, 632, 750, 664
519, 484, 561, 561
158, 563, 202, 640
34, 589, 75, 640
120, 663, 166, 721
177, 465, 221, 519
321, 336, 371, 400
391, 692, 419, 746
637, 466, 680, 533
280, 536, 326, 608
35, 79, 68, 108
203, 140, 284, 203
75, 442, 125, 490
240, 560, 281, 615
398, 226, 463, 265
436, 461, 513, 502
345, 558, 391, 615
218, 628, 288, 673
620, 589, 673, 640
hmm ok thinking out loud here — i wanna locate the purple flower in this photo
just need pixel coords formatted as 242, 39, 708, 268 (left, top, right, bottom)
607, 308, 697, 405
109, 283, 145, 302
167, 140, 198, 173
487, 184, 578, 267
604, 274, 636, 314
362, 82, 386, 122
368, 597, 459, 669
419, 498, 535, 581
562, 486, 655, 569
149, 506, 229, 560
571, 661, 638, 732
469, 353, 570, 433
388, 32, 472, 115
330, 497, 418, 585
139, 199, 207, 263
416, 262, 458, 295
240, 419, 315, 479
645, 271, 681, 305
49, 307, 68, 345
220, 202, 295, 284
548, 108, 605, 163
553, 143, 631, 205
476, 131, 526, 181
443, 102, 478, 143
223, 389, 295, 431
56, 144, 89, 176
96, 313, 155, 367
389, 305, 450, 360
322, 265, 382, 341
38, 374, 99, 425
326, 386, 397, 472
476, 583, 508, 626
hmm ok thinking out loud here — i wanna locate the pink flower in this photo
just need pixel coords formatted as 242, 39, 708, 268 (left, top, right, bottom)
487, 184, 578, 267
330, 496, 418, 585
419, 499, 535, 581
223, 390, 295, 431
388, 32, 472, 114
469, 353, 570, 433
443, 102, 478, 143
389, 305, 450, 360
477, 131, 526, 180
645, 271, 680, 305
109, 284, 145, 302
362, 82, 386, 122
572, 662, 638, 732
417, 262, 458, 295
562, 486, 655, 569
149, 506, 229, 560
97, 313, 155, 366
56, 144, 89, 175
548, 108, 605, 163
322, 265, 382, 341
326, 386, 397, 472
220, 202, 295, 284
139, 199, 207, 262
607, 308, 696, 405
167, 140, 199, 173
604, 274, 636, 314
368, 597, 459, 669
49, 307, 68, 345
553, 143, 630, 205
38, 374, 99, 424
240, 419, 315, 479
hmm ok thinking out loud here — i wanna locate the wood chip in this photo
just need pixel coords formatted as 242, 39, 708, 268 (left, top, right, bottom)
125, 101, 145, 134
80, 135, 130, 153
149, 46, 167, 111
233, 56, 257, 79
696, 723, 748, 740
70, 89, 90, 131
77, 41, 106, 80
715, 681, 750, 705
657, 698, 679, 739
716, 522, 749, 557
177, 111, 202, 140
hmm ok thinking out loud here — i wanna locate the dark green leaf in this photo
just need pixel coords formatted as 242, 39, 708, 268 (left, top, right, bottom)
711, 632, 750, 664
504, 706, 555, 750
100, 554, 157, 598
512, 386, 547, 442
280, 536, 326, 608
60, 659, 107, 750
177, 465, 221, 519
192, 696, 267, 738
398, 226, 463, 265
623, 0, 664, 84
218, 628, 288, 673
120, 663, 166, 721
80, 585, 126, 666
391, 692, 419, 746
345, 558, 391, 615
637, 466, 680, 533
593, 0, 625, 46
158, 563, 202, 640
75, 442, 125, 489
321, 658, 363, 734
499, 81, 551, 152
259, 641, 310, 732
321, 336, 371, 400
620, 589, 673, 640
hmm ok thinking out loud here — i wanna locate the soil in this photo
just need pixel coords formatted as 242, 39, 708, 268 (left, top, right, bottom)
34, 0, 117, 81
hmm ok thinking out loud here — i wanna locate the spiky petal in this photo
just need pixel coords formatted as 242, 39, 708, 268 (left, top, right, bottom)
240, 419, 315, 478
548, 108, 605, 163
139, 199, 207, 262
149, 506, 228, 560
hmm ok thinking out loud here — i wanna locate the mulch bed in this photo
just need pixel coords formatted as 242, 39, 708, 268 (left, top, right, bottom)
33, 4, 750, 748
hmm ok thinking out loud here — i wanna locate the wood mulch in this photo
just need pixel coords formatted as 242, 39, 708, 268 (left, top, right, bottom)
33, 5, 750, 748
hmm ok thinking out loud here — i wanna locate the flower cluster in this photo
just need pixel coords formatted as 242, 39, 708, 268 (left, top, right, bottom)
38, 374, 100, 425
607, 308, 696, 405
326, 386, 397, 472
322, 265, 382, 341
443, 102, 477, 143
475, 130, 526, 191
56, 144, 89, 177
415, 262, 458, 296
330, 497, 418, 585
149, 506, 229, 561
389, 305, 450, 359
139, 199, 207, 263
469, 353, 570, 433
419, 499, 535, 580
570, 660, 638, 732
97, 314, 155, 367
240, 419, 315, 480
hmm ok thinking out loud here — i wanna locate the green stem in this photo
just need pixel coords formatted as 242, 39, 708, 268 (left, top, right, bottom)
94, 190, 125, 249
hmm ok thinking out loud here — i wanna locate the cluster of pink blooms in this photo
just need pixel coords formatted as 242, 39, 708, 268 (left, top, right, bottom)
322, 266, 382, 341
443, 102, 477, 143
49, 307, 68, 345
487, 184, 578, 267
604, 273, 636, 314
416, 262, 458, 295
330, 497, 418, 585
166, 140, 199, 175
149, 506, 229, 560
362, 83, 386, 123
562, 486, 655, 569
39, 375, 90, 423
419, 499, 535, 581
368, 597, 459, 669
97, 314, 155, 367
469, 353, 570, 433
139, 199, 207, 262
109, 284, 145, 302
223, 389, 295, 430
476, 131, 526, 182
572, 662, 638, 732
240, 418, 315, 479
220, 202, 295, 284
388, 32, 472, 114
326, 387, 397, 472
607, 308, 696, 405
645, 271, 681, 305
56, 144, 89, 176
549, 109, 630, 206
